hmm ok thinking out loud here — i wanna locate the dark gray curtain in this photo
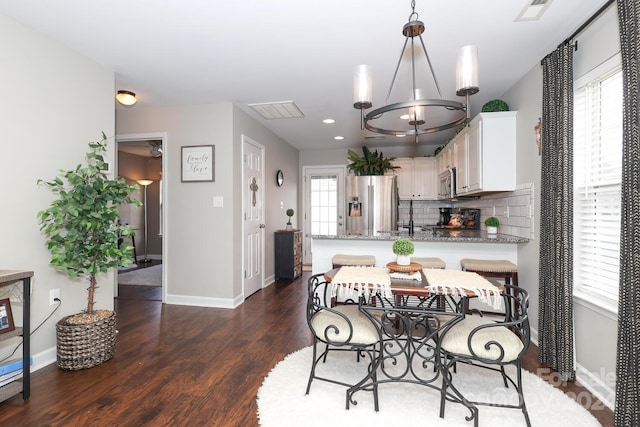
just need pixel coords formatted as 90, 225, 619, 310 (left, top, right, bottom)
539, 42, 575, 382
615, 1, 640, 425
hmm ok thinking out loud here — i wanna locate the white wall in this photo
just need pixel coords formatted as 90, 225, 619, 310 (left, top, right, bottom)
116, 103, 298, 306
0, 13, 115, 366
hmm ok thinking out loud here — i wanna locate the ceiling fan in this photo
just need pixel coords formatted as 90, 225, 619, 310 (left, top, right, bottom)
149, 141, 163, 157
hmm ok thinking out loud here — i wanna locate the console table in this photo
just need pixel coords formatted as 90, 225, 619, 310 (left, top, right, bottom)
0, 270, 32, 402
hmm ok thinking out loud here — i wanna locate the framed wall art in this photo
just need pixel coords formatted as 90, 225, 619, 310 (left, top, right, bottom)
181, 145, 215, 182
0, 298, 15, 334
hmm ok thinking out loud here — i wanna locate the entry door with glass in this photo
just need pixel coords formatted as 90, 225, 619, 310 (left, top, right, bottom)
303, 166, 345, 265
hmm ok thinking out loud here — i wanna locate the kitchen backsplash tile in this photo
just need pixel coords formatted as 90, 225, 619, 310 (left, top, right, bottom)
398, 182, 535, 239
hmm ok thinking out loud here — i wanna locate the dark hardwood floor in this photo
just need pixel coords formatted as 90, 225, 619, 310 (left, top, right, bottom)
0, 272, 613, 426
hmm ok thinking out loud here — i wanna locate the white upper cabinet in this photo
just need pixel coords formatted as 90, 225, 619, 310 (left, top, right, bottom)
392, 157, 438, 200
440, 111, 517, 196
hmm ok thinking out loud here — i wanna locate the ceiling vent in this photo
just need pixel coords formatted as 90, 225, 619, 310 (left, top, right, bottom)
515, 0, 553, 22
248, 101, 305, 119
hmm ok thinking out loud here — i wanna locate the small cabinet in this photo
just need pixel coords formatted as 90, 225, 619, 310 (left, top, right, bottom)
437, 142, 455, 175
274, 230, 302, 280
454, 111, 517, 196
392, 157, 437, 200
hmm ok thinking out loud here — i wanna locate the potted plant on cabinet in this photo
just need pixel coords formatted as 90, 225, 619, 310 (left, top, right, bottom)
347, 146, 399, 175
37, 133, 141, 370
484, 216, 500, 234
392, 238, 414, 266
286, 208, 294, 230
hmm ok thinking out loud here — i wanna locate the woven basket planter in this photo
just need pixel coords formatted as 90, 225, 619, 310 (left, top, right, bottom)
56, 310, 117, 371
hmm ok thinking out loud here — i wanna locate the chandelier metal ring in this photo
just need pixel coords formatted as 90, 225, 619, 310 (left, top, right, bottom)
363, 98, 468, 136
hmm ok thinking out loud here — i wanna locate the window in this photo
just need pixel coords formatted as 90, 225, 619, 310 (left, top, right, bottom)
310, 175, 338, 236
573, 63, 622, 307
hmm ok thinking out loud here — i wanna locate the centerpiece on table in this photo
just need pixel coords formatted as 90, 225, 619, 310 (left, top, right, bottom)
392, 237, 414, 266
37, 133, 141, 370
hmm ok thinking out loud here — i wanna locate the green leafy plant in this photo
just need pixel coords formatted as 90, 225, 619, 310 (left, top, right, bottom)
37, 133, 142, 314
481, 99, 509, 113
347, 146, 399, 176
484, 216, 500, 227
286, 208, 294, 225
392, 238, 414, 256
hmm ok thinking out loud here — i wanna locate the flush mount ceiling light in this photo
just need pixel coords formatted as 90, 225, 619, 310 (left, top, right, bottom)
353, 0, 479, 143
149, 141, 163, 157
116, 90, 137, 106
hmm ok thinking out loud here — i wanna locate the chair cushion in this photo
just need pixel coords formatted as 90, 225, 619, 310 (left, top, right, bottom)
310, 304, 379, 346
331, 254, 376, 266
460, 259, 518, 273
411, 257, 446, 269
440, 316, 524, 362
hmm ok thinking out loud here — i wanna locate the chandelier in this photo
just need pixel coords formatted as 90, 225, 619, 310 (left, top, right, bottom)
353, 0, 479, 143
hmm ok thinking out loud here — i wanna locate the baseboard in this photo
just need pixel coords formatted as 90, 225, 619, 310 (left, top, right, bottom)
530, 325, 614, 410
31, 346, 57, 372
575, 363, 615, 410
165, 293, 240, 309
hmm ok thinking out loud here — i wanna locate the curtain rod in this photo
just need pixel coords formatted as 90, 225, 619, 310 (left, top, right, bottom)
562, 0, 616, 49
542, 0, 615, 64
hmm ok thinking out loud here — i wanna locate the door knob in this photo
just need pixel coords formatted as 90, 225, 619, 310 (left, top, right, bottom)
259, 224, 266, 228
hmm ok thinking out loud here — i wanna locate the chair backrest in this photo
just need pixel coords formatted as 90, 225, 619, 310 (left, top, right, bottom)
502, 283, 531, 349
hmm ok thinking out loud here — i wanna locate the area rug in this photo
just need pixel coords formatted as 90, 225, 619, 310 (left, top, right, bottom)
257, 346, 602, 427
117, 264, 161, 286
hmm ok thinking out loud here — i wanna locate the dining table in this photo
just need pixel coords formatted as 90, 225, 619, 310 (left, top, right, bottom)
323, 265, 504, 414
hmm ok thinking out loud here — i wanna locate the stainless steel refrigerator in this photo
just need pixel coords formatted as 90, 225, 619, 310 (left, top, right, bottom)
345, 175, 398, 235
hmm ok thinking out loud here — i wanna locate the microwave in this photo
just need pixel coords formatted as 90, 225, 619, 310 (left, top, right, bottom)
438, 168, 456, 199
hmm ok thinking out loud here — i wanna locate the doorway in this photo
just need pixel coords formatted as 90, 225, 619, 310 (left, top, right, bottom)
242, 135, 265, 299
302, 166, 346, 266
115, 133, 167, 302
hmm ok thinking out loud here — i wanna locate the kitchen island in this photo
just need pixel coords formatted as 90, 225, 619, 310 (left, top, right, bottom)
310, 230, 529, 274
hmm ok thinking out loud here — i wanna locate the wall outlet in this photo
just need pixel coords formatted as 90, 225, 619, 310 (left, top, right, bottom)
49, 288, 60, 306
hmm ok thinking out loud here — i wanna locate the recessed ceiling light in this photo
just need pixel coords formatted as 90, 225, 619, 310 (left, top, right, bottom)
323, 118, 335, 124
396, 134, 407, 138
334, 136, 344, 140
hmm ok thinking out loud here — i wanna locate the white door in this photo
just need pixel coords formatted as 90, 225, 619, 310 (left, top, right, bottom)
242, 136, 265, 298
303, 166, 346, 265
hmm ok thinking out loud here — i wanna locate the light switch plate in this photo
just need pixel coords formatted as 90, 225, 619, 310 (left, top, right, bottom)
213, 196, 224, 208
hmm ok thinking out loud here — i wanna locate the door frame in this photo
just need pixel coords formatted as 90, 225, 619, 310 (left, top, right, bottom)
115, 132, 168, 303
302, 165, 346, 266
241, 134, 265, 299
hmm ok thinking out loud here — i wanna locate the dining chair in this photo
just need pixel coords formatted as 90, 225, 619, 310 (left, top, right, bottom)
438, 284, 531, 427
305, 273, 382, 410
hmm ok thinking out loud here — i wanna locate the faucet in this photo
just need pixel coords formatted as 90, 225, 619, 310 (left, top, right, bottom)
401, 200, 414, 236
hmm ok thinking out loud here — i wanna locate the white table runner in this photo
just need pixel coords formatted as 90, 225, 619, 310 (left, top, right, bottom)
330, 266, 393, 300
422, 269, 503, 310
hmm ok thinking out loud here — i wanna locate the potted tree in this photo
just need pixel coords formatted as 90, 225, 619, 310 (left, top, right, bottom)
286, 208, 294, 230
37, 133, 141, 370
484, 216, 500, 234
392, 238, 414, 266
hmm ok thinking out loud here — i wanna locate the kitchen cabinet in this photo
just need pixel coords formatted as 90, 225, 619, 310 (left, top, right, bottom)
453, 111, 517, 196
437, 142, 455, 175
392, 157, 437, 200
274, 230, 302, 280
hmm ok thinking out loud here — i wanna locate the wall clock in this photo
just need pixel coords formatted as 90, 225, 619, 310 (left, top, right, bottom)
276, 169, 284, 187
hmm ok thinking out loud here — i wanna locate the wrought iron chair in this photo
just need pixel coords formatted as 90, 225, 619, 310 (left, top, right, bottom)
305, 273, 381, 410
439, 284, 531, 427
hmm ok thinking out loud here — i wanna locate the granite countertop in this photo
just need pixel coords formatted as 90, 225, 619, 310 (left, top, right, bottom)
310, 230, 529, 244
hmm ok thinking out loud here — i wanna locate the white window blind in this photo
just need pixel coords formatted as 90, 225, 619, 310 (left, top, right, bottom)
573, 68, 622, 304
